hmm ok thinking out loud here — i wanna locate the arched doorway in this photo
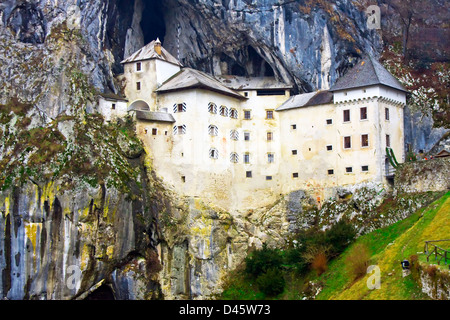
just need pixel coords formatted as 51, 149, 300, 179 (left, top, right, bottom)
129, 100, 151, 112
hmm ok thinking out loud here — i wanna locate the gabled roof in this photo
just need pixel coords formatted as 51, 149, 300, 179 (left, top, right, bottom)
156, 68, 247, 100
330, 55, 407, 93
98, 92, 128, 102
135, 110, 176, 123
121, 40, 183, 67
276, 91, 333, 111
216, 75, 293, 91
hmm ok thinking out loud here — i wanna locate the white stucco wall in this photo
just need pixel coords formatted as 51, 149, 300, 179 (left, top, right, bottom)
98, 97, 128, 122
334, 85, 406, 105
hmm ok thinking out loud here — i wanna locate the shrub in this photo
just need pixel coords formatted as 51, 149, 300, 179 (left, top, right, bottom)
256, 268, 285, 297
345, 243, 371, 280
244, 244, 283, 278
284, 247, 308, 274
325, 220, 357, 257
311, 252, 328, 276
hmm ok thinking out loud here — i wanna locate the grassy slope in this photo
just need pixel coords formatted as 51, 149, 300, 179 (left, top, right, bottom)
316, 191, 450, 300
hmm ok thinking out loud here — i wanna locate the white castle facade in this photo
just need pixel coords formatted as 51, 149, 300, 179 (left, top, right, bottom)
99, 39, 407, 211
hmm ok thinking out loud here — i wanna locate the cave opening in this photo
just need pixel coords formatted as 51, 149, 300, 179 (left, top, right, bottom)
140, 0, 167, 45
247, 46, 275, 77
85, 284, 115, 300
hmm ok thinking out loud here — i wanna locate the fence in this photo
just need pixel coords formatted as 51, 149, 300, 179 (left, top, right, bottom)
424, 240, 450, 267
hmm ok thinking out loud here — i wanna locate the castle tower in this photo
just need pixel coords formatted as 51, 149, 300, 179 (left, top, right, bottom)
121, 39, 183, 112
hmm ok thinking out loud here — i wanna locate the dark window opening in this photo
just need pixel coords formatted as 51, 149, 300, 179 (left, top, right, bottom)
360, 107, 367, 120
266, 110, 274, 119
267, 132, 273, 141
361, 134, 369, 147
136, 62, 142, 71
257, 90, 285, 96
266, 176, 273, 181
292, 150, 298, 155
112, 103, 116, 110
137, 82, 141, 91
344, 136, 352, 149
328, 169, 334, 175
152, 128, 158, 136
343, 109, 350, 122
292, 124, 297, 129
327, 145, 333, 151
386, 134, 391, 147
346, 167, 353, 173
362, 165, 369, 172
326, 119, 333, 125
246, 171, 252, 178
181, 176, 186, 183
293, 173, 299, 178
385, 108, 390, 121
244, 110, 251, 120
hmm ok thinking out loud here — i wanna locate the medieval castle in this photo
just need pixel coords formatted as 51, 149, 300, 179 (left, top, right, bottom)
98, 39, 407, 210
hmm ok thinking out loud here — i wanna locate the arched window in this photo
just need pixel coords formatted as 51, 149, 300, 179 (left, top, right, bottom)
208, 125, 219, 136
173, 102, 187, 113
173, 125, 187, 135
209, 148, 219, 159
230, 152, 239, 163
230, 108, 238, 119
208, 102, 217, 114
230, 130, 239, 141
220, 106, 228, 117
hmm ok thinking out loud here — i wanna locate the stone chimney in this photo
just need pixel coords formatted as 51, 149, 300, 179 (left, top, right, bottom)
155, 38, 162, 56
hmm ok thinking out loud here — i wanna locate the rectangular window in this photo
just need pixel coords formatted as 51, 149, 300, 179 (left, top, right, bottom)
293, 173, 299, 178
327, 145, 333, 151
181, 176, 186, 183
328, 169, 334, 175
266, 110, 274, 119
136, 82, 141, 91
386, 134, 391, 147
291, 124, 297, 130
112, 103, 116, 110
244, 132, 250, 141
267, 132, 273, 141
326, 119, 333, 125
246, 171, 252, 178
136, 62, 142, 71
244, 153, 250, 164
344, 136, 352, 149
244, 110, 251, 120
152, 128, 158, 136
266, 176, 273, 181
177, 103, 185, 113
343, 109, 351, 122
385, 108, 390, 121
362, 165, 369, 172
361, 134, 369, 147
346, 167, 353, 173
292, 150, 298, 155
257, 90, 285, 96
360, 107, 368, 120
268, 153, 275, 163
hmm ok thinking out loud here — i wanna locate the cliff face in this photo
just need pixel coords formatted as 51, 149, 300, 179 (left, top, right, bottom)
0, 0, 448, 300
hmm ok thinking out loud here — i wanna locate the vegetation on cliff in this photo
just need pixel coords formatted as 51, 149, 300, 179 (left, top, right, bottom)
220, 191, 447, 300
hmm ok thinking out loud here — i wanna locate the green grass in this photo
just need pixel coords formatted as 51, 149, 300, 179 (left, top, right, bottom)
316, 191, 449, 300
220, 191, 449, 300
